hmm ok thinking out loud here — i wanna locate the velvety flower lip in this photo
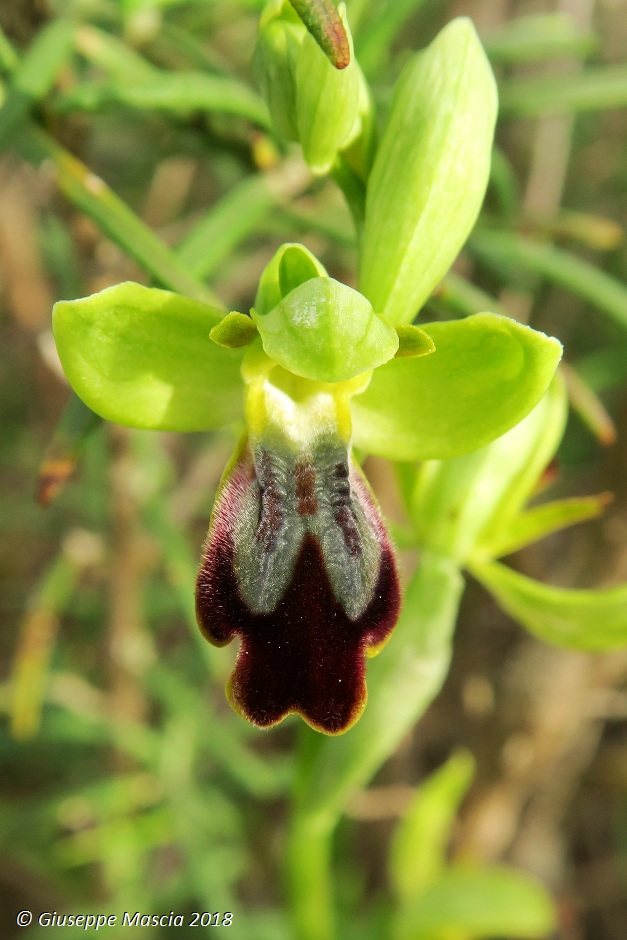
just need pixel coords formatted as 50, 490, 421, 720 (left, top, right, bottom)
195, 439, 401, 734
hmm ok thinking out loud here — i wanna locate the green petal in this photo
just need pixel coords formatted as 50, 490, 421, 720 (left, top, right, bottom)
471, 560, 627, 651
359, 18, 498, 325
394, 866, 556, 940
252, 277, 398, 382
210, 311, 258, 348
351, 313, 562, 460
395, 324, 436, 358
53, 282, 244, 431
254, 241, 327, 317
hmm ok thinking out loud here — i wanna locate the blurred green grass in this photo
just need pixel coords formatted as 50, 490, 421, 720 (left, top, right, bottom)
1, 0, 626, 937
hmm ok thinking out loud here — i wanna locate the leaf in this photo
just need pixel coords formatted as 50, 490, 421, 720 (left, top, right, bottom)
470, 229, 627, 331
359, 18, 497, 326
394, 865, 556, 940
18, 126, 219, 304
389, 752, 475, 902
53, 282, 244, 432
0, 19, 75, 152
561, 361, 616, 446
471, 560, 627, 651
437, 271, 506, 318
351, 314, 562, 461
252, 277, 398, 382
54, 71, 270, 128
499, 64, 627, 116
176, 166, 311, 282
354, 0, 430, 76
11, 554, 78, 740
483, 13, 598, 64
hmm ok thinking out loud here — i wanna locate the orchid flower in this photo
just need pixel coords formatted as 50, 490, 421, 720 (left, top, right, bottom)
51, 17, 563, 733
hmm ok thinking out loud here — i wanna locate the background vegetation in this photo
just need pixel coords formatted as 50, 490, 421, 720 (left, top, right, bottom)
1, 0, 626, 937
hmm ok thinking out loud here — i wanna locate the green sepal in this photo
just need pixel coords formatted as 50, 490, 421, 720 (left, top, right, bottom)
52, 282, 244, 431
351, 313, 562, 461
254, 241, 327, 317
0, 19, 76, 153
359, 18, 498, 325
251, 277, 398, 382
210, 311, 258, 348
395, 324, 435, 359
471, 559, 627, 651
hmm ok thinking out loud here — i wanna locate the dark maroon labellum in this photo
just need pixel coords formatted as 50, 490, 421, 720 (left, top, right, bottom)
195, 438, 401, 734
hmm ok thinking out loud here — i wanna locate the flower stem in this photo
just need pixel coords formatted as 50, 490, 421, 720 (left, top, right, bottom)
331, 156, 366, 245
287, 551, 465, 939
286, 803, 335, 940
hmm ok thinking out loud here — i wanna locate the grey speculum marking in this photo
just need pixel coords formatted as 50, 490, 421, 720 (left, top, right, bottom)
255, 449, 286, 551
329, 461, 361, 557
233, 439, 382, 620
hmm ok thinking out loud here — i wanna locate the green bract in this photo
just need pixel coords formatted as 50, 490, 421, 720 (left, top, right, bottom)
295, 6, 361, 173
252, 276, 399, 382
254, 1, 302, 141
359, 18, 498, 325
52, 282, 244, 431
410, 377, 568, 562
351, 314, 563, 461
472, 561, 627, 651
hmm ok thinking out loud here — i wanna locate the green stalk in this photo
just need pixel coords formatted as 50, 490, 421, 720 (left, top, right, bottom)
286, 805, 335, 940
287, 552, 465, 939
331, 156, 366, 244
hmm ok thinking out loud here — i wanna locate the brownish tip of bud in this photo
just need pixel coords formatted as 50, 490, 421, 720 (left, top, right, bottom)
288, 0, 351, 69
